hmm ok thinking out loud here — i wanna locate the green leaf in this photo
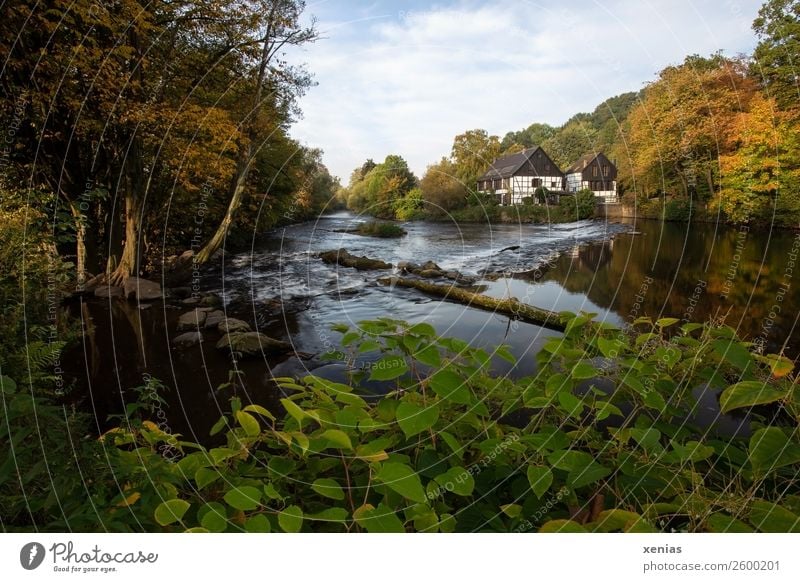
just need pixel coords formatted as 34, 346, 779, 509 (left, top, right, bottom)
409, 322, 436, 337
719, 381, 788, 413
242, 404, 276, 421
749, 500, 800, 533
199, 504, 227, 532
244, 515, 271, 532
278, 505, 304, 533
706, 513, 753, 533
311, 478, 346, 500
597, 337, 625, 358
539, 519, 587, 533
320, 429, 353, 450
369, 355, 408, 381
434, 467, 474, 496
712, 339, 752, 370
570, 361, 597, 380
354, 503, 405, 533
395, 401, 439, 439
527, 466, 553, 499
209, 416, 228, 436
568, 461, 611, 489
235, 410, 260, 437
375, 462, 427, 503
223, 486, 262, 511
154, 499, 190, 526
500, 503, 522, 518
195, 467, 220, 490
415, 345, 441, 367
656, 318, 680, 327
557, 391, 584, 419
749, 427, 800, 474
357, 339, 381, 353
429, 369, 471, 404
0, 375, 17, 395
280, 398, 307, 423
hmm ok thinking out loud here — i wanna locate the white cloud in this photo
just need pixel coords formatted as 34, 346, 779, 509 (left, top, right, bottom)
290, 0, 762, 180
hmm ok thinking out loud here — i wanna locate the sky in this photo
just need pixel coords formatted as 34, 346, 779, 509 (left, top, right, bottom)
287, 0, 764, 181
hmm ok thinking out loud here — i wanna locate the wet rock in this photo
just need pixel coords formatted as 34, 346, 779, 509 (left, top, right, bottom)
177, 309, 207, 331
204, 310, 226, 329
444, 271, 460, 280
419, 269, 443, 278
319, 248, 392, 270
167, 286, 192, 299
218, 318, 251, 334
216, 332, 291, 357
500, 245, 521, 253
94, 285, 124, 298
181, 297, 201, 305
173, 331, 203, 347
199, 293, 222, 307
138, 304, 152, 310
124, 277, 162, 301
397, 260, 420, 273
421, 260, 442, 272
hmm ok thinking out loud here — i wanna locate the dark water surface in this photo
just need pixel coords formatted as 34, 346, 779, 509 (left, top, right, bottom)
65, 212, 800, 443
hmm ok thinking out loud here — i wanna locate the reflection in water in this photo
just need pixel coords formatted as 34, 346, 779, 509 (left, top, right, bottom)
64, 213, 800, 443
541, 220, 800, 357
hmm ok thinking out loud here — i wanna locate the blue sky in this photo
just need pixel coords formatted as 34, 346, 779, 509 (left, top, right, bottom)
288, 0, 764, 180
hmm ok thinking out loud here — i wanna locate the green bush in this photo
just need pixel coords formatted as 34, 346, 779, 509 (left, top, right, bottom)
78, 316, 800, 533
354, 221, 407, 238
664, 197, 694, 221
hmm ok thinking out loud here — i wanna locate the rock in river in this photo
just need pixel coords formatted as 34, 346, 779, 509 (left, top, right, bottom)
216, 332, 291, 357
172, 331, 203, 347
94, 285, 124, 298
123, 277, 162, 301
218, 317, 251, 334
177, 309, 207, 331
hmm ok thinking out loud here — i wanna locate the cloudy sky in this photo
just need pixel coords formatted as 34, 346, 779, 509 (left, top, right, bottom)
288, 0, 763, 180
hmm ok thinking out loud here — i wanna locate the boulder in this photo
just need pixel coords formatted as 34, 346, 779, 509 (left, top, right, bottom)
421, 260, 442, 272
172, 331, 203, 347
204, 310, 226, 329
218, 317, 251, 334
419, 269, 442, 278
94, 285, 124, 298
319, 249, 392, 270
396, 260, 420, 272
216, 332, 291, 357
199, 293, 222, 307
124, 277, 162, 301
181, 297, 201, 305
176, 309, 207, 331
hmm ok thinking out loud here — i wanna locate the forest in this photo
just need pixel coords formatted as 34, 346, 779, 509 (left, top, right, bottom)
340, 0, 800, 227
1, 0, 800, 534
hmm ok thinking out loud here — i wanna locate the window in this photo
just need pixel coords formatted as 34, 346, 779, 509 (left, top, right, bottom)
502, 178, 510, 189
603, 165, 609, 177
592, 166, 598, 177
545, 163, 550, 172
551, 181, 558, 189
493, 179, 501, 190
532, 178, 541, 187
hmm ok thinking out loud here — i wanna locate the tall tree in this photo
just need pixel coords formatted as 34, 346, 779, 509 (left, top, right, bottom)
195, 0, 317, 264
752, 0, 800, 110
450, 129, 501, 189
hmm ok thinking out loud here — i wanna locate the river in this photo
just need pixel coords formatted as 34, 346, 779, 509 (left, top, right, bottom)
65, 212, 800, 443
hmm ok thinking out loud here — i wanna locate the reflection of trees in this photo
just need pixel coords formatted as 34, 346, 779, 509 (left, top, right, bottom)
542, 221, 799, 353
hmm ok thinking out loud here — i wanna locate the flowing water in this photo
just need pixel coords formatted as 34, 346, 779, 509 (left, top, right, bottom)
65, 212, 800, 443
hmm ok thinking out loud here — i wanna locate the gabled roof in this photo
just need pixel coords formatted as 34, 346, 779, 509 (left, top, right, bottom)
478, 147, 542, 180
565, 152, 614, 174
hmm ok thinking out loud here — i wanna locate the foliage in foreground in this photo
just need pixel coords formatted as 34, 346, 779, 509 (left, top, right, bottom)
354, 221, 407, 238
5, 314, 799, 533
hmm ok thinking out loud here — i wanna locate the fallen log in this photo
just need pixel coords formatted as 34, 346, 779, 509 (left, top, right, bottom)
380, 276, 565, 332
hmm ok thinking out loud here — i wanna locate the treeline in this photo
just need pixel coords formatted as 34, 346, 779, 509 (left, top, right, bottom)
0, 0, 339, 286
342, 0, 800, 227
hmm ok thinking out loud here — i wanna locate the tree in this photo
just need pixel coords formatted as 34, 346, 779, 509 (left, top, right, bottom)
419, 158, 467, 215
626, 54, 756, 199
450, 129, 501, 189
500, 123, 556, 151
718, 92, 800, 224
752, 0, 800, 110
195, 0, 318, 264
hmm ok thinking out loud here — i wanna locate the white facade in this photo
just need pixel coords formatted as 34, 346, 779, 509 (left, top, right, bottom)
479, 175, 563, 205
565, 172, 617, 204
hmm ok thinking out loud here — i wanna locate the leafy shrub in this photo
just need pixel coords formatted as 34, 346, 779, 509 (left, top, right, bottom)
85, 316, 800, 533
534, 186, 548, 204
664, 197, 694, 221
354, 221, 407, 238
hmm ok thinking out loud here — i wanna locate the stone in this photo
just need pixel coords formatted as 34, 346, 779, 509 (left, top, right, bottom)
172, 331, 203, 347
218, 317, 251, 334
177, 309, 207, 331
444, 271, 460, 280
199, 293, 222, 307
204, 310, 226, 329
181, 297, 200, 305
94, 285, 124, 298
216, 332, 291, 357
124, 277, 162, 301
419, 269, 442, 278
396, 260, 420, 272
421, 260, 442, 272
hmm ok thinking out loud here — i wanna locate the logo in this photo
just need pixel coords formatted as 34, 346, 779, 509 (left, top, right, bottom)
20, 542, 46, 570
